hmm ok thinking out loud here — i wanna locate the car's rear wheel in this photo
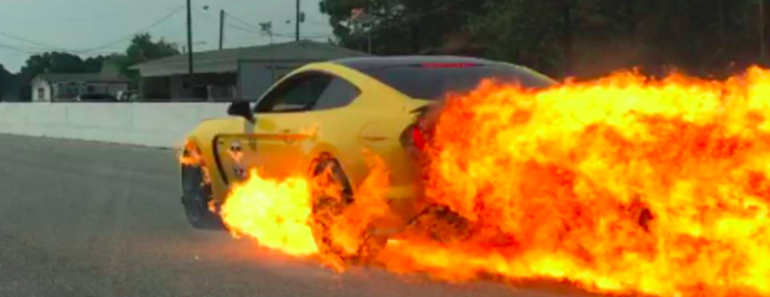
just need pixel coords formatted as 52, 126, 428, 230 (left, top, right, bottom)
309, 157, 353, 263
309, 156, 385, 264
181, 165, 223, 230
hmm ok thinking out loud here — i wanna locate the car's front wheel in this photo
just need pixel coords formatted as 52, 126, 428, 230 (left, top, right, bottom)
181, 165, 223, 230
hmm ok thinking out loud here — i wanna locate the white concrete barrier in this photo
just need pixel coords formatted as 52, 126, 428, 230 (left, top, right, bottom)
0, 103, 231, 148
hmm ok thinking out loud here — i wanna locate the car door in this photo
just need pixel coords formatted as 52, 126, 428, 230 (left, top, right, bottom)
274, 74, 364, 175
216, 71, 335, 184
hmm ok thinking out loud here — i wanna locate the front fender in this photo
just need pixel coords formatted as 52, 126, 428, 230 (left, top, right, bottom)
181, 117, 249, 203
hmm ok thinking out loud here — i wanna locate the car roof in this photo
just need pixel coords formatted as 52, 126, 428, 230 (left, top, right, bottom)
331, 56, 499, 71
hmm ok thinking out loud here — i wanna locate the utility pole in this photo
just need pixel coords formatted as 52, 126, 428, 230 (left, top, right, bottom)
219, 9, 225, 50
296, 0, 301, 41
186, 0, 195, 98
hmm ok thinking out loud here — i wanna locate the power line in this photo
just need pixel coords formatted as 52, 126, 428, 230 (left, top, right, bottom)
0, 43, 38, 54
190, 8, 333, 49
224, 12, 331, 38
195, 7, 252, 34
224, 12, 263, 32
77, 6, 184, 55
226, 23, 261, 34
217, 0, 463, 44
273, 32, 331, 38
224, 23, 331, 40
195, 8, 220, 23
0, 7, 185, 60
4, 5, 181, 26
193, 8, 265, 45
0, 6, 183, 56
0, 10, 181, 56
0, 31, 70, 52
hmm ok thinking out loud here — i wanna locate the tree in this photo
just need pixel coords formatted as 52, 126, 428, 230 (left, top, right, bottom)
320, 0, 484, 54
466, 0, 763, 78
16, 53, 108, 84
83, 56, 107, 73
113, 33, 180, 86
322, 0, 767, 79
18, 52, 87, 82
124, 33, 180, 64
0, 63, 12, 101
11, 33, 179, 100
14, 52, 89, 101
466, 0, 579, 76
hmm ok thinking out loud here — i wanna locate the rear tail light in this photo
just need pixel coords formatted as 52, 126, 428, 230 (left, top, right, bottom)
401, 105, 437, 150
411, 126, 427, 150
401, 124, 429, 150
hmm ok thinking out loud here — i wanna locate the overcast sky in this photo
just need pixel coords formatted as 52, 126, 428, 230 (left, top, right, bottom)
0, 0, 333, 72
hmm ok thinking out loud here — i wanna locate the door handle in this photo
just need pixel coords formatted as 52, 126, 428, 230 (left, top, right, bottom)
360, 136, 388, 142
247, 138, 257, 150
281, 129, 296, 144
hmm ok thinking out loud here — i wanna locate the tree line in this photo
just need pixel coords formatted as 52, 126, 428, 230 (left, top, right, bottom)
321, 0, 769, 79
0, 33, 178, 101
3, 1, 766, 100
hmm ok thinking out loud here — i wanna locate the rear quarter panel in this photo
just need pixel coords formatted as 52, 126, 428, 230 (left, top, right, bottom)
306, 63, 423, 200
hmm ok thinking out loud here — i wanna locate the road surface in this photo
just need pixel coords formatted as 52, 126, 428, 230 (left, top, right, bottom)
0, 134, 594, 297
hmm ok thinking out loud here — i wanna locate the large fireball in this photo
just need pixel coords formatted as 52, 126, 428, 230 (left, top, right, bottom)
381, 67, 770, 297
192, 67, 770, 297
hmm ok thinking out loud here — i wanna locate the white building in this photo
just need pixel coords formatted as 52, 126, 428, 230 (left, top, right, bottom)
31, 73, 129, 102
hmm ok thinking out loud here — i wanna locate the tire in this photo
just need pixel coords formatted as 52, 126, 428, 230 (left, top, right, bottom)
405, 204, 471, 244
309, 157, 385, 264
181, 165, 224, 230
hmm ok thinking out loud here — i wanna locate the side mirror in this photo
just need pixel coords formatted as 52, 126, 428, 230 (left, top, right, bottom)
227, 101, 256, 123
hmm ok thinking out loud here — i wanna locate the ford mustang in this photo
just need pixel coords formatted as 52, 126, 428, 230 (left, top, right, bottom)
179, 56, 554, 252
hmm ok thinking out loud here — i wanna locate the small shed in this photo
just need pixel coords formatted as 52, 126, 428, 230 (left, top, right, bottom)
131, 40, 369, 102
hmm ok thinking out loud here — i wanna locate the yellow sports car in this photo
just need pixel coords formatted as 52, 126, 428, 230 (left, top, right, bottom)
179, 56, 554, 238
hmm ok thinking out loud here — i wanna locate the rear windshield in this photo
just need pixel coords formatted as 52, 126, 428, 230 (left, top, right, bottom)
363, 64, 555, 100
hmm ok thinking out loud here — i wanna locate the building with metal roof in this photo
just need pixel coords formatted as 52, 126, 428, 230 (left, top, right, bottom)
130, 40, 368, 101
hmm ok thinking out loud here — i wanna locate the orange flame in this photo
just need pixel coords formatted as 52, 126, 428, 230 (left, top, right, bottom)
179, 140, 203, 166
379, 67, 770, 297
217, 152, 392, 264
220, 170, 319, 256
180, 140, 212, 184
326, 153, 391, 261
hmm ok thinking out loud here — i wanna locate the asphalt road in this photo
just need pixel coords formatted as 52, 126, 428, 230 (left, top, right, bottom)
0, 134, 596, 297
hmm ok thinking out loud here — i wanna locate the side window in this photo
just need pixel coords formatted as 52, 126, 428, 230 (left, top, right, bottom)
313, 78, 361, 111
256, 73, 333, 113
